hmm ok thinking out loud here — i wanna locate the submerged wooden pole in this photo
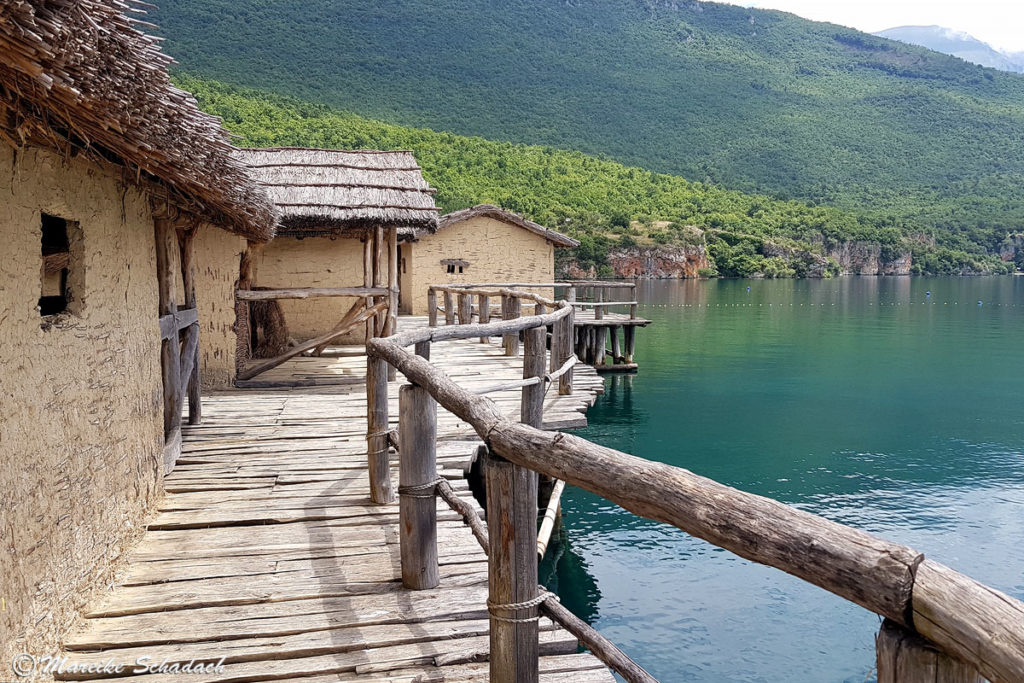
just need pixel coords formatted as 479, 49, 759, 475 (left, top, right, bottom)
876, 620, 983, 683
478, 294, 491, 343
398, 383, 439, 590
485, 448, 540, 683
366, 356, 395, 504
428, 288, 438, 327
624, 324, 636, 363
595, 326, 608, 366
610, 325, 622, 364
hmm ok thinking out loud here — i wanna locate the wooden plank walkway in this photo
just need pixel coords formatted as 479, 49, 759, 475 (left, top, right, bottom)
57, 320, 611, 682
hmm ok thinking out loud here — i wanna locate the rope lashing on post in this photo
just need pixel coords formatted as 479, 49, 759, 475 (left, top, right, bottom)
398, 477, 445, 499
487, 589, 560, 623
365, 427, 398, 458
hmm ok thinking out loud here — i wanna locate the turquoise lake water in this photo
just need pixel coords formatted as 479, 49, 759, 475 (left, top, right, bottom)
542, 277, 1024, 682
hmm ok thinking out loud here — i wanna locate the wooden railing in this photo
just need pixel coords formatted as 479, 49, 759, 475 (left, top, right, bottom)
366, 288, 1024, 683
428, 281, 639, 321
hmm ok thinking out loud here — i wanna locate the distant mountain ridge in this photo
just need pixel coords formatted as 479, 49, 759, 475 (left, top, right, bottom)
874, 25, 1024, 73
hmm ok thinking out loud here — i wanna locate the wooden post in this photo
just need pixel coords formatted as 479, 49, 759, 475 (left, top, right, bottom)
459, 292, 473, 325
567, 286, 576, 304
366, 356, 395, 504
610, 325, 622, 364
444, 290, 455, 326
521, 326, 546, 429
374, 226, 386, 337
385, 227, 398, 338
154, 218, 182, 439
876, 620, 983, 683
427, 288, 438, 327
398, 383, 439, 590
595, 287, 604, 320
503, 296, 521, 357
560, 308, 575, 394
363, 234, 374, 343
484, 448, 540, 683
478, 294, 491, 343
595, 326, 608, 366
624, 325, 637, 362
415, 340, 430, 360
234, 242, 257, 377
178, 227, 201, 425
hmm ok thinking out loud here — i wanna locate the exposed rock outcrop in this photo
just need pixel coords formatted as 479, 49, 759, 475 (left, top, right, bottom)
823, 241, 912, 275
559, 244, 710, 279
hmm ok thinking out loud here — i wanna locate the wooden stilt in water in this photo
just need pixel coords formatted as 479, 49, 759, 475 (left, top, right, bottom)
398, 383, 439, 590
624, 325, 636, 362
610, 325, 622, 364
365, 356, 395, 504
595, 327, 608, 366
876, 620, 983, 683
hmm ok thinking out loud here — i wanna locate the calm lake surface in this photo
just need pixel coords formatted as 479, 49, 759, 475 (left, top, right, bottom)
542, 277, 1024, 682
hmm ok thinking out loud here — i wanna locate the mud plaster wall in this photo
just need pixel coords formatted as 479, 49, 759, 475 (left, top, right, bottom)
403, 216, 555, 315
192, 227, 246, 389
253, 235, 366, 344
0, 145, 164, 663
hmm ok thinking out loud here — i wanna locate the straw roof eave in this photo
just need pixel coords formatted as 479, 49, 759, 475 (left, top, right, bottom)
0, 0, 277, 241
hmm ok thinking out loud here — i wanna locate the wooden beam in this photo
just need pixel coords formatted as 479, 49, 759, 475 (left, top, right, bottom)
363, 234, 374, 343
485, 448, 539, 683
237, 301, 386, 381
159, 308, 199, 339
177, 323, 200, 390
236, 287, 389, 301
478, 294, 491, 343
427, 288, 438, 327
385, 226, 398, 338
178, 228, 201, 426
312, 299, 365, 356
373, 225, 386, 337
458, 293, 473, 326
398, 383, 439, 589
366, 355, 395, 505
502, 295, 521, 356
444, 290, 455, 326
877, 620, 983, 683
521, 326, 546, 429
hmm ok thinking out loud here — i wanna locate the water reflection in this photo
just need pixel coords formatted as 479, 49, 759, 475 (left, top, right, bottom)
552, 277, 1024, 682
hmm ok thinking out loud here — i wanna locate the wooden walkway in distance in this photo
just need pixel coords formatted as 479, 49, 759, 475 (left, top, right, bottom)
57, 319, 611, 682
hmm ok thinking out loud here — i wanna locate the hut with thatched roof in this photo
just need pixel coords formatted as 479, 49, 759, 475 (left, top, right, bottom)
224, 147, 438, 383
400, 204, 578, 315
0, 0, 275, 659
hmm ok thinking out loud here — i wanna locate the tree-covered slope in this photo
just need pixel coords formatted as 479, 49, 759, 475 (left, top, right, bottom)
153, 0, 1024, 236
183, 77, 1013, 276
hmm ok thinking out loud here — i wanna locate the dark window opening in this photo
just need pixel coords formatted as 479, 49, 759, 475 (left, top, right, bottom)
39, 213, 79, 316
446, 264, 456, 274
458, 265, 464, 274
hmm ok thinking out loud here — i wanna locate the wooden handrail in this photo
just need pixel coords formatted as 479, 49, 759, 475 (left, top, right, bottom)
367, 290, 1024, 683
429, 281, 637, 289
236, 286, 390, 300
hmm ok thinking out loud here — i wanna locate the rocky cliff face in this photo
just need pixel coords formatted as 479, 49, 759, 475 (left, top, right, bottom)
559, 244, 710, 279
823, 241, 912, 275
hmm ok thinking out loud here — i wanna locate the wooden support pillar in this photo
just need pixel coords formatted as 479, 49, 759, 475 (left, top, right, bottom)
459, 292, 473, 325
595, 287, 604, 320
567, 286, 576, 304
363, 235, 374, 343
521, 326, 546, 429
595, 326, 608, 366
234, 242, 257, 377
478, 294, 491, 343
178, 227, 201, 425
484, 447, 540, 683
610, 325, 622, 364
624, 324, 637, 362
630, 301, 638, 320
398, 383, 440, 590
503, 296, 521, 356
415, 340, 431, 360
366, 356, 395, 504
373, 226, 386, 337
154, 218, 182, 439
876, 620, 983, 683
385, 226, 398, 337
428, 288, 438, 327
444, 291, 456, 325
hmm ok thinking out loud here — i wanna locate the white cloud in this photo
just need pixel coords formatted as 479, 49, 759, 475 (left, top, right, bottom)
738, 0, 1024, 53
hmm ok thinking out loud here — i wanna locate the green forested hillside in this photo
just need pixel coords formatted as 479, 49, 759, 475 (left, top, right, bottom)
153, 0, 1024, 240
184, 77, 1012, 276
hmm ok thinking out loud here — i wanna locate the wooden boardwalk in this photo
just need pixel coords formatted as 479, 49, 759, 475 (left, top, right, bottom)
57, 322, 611, 682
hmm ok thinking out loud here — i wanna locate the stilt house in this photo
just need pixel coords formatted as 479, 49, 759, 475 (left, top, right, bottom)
400, 204, 578, 315
0, 0, 275, 659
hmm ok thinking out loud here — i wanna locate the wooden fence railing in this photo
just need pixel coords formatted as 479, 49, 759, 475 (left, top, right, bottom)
365, 288, 1024, 683
428, 281, 639, 321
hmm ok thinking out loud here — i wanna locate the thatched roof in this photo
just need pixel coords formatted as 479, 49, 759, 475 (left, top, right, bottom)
237, 147, 439, 237
436, 205, 579, 248
0, 0, 276, 241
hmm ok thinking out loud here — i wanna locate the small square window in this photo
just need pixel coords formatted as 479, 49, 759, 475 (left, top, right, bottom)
39, 213, 81, 317
446, 264, 456, 274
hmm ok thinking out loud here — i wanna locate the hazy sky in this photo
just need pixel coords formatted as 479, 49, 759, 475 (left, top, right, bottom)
738, 1, 1024, 52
